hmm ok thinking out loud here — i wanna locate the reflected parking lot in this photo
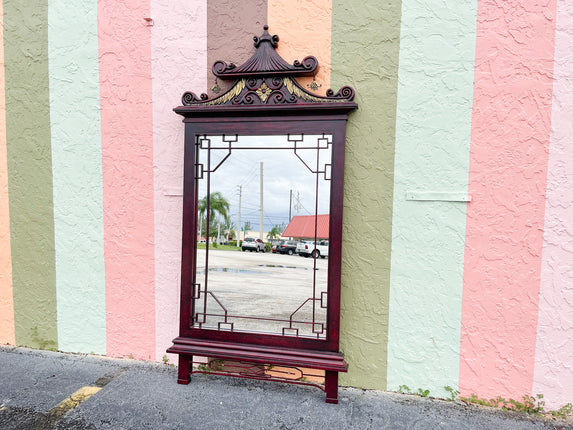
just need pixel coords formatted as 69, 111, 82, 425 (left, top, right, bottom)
195, 249, 328, 338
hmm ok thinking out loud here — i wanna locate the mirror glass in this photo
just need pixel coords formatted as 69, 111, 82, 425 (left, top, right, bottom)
193, 134, 332, 339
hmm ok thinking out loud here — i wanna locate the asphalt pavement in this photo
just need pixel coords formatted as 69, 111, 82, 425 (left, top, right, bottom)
1, 345, 572, 430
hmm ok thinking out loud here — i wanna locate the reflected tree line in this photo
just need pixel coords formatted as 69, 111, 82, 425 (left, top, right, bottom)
198, 191, 285, 243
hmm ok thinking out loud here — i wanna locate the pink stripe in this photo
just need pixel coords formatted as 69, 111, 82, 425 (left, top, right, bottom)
99, 0, 155, 360
152, 0, 207, 363
0, 1, 15, 346
460, 1, 557, 399
533, 0, 573, 409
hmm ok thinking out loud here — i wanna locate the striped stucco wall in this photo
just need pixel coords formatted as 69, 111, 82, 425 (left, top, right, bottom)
0, 0, 572, 410
0, 0, 14, 345
387, 0, 477, 399
99, 0, 156, 360
460, 0, 557, 400
533, 0, 573, 407
268, 0, 332, 96
331, 0, 401, 390
4, 0, 58, 350
152, 0, 207, 363
48, 0, 106, 355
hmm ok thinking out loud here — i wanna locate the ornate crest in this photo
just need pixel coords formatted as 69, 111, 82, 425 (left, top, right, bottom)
180, 25, 355, 108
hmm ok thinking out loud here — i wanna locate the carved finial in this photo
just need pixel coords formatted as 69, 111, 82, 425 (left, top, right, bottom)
179, 23, 357, 108
254, 25, 279, 48
212, 25, 318, 79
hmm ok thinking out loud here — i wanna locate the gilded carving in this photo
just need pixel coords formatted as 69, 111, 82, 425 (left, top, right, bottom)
255, 82, 271, 102
180, 26, 355, 107
205, 79, 246, 105
283, 77, 323, 103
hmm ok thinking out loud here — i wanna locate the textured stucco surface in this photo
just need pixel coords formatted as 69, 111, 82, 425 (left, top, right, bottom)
0, 1, 15, 345
533, 0, 573, 410
48, 0, 106, 354
152, 0, 207, 363
4, 0, 58, 349
386, 0, 477, 398
331, 0, 402, 390
268, 0, 331, 95
206, 0, 268, 98
0, 0, 572, 410
460, 0, 556, 399
99, 0, 155, 360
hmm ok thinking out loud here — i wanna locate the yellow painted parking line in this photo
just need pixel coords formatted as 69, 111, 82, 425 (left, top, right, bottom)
47, 386, 102, 419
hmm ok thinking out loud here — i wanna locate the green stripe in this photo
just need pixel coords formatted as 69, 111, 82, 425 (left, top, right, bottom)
386, 0, 477, 397
332, 0, 402, 390
4, 0, 57, 349
48, 0, 106, 354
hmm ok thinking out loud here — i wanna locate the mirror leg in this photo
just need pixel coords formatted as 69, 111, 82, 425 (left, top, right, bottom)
177, 355, 192, 384
325, 371, 339, 404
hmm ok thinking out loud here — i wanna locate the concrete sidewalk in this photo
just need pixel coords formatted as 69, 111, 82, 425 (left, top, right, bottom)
1, 346, 571, 430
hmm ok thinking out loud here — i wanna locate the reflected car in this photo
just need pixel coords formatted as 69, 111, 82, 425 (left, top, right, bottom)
296, 240, 328, 258
272, 240, 285, 253
241, 237, 266, 252
277, 240, 299, 255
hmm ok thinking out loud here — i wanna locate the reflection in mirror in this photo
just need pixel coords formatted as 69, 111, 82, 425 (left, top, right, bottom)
194, 134, 332, 339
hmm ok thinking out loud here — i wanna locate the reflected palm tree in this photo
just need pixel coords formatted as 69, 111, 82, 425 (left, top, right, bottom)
198, 192, 230, 240
267, 223, 286, 240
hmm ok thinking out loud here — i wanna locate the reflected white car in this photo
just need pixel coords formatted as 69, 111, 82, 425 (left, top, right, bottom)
296, 240, 328, 258
241, 237, 266, 252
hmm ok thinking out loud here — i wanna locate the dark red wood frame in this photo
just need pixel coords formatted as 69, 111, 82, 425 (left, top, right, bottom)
167, 26, 357, 403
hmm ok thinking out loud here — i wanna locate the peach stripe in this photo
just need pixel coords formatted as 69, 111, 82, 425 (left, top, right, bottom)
268, 0, 331, 95
99, 0, 155, 360
460, 0, 557, 399
0, 1, 15, 345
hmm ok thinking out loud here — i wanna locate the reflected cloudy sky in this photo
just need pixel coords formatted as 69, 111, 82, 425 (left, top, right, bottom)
197, 134, 332, 233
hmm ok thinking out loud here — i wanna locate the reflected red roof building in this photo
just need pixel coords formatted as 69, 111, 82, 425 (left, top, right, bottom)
282, 215, 329, 239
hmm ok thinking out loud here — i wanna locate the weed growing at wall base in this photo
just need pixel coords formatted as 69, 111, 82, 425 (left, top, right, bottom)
397, 385, 430, 397
161, 355, 175, 367
444, 385, 459, 401
552, 403, 573, 419
395, 385, 573, 420
459, 393, 546, 415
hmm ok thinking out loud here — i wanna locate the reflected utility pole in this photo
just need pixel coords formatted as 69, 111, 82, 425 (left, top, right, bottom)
236, 185, 242, 247
289, 189, 292, 221
295, 191, 301, 215
259, 162, 264, 240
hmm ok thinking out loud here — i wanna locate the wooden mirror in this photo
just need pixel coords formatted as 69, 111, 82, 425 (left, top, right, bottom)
168, 26, 357, 403
193, 133, 332, 337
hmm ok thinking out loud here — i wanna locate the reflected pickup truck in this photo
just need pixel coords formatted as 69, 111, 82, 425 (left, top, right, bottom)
296, 240, 328, 259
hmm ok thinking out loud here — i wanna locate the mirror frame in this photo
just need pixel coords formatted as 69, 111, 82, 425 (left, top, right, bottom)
167, 26, 357, 403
